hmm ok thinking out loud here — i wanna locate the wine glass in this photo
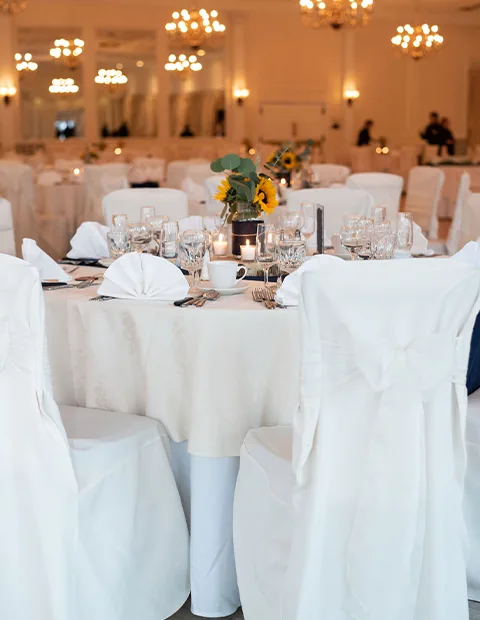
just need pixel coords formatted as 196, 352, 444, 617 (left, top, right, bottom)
279, 212, 304, 233
276, 230, 307, 275
129, 222, 152, 253
256, 224, 277, 288
149, 216, 169, 255
300, 203, 316, 251
179, 230, 208, 293
140, 206, 156, 223
396, 212, 414, 256
112, 213, 129, 230
339, 225, 361, 260
374, 233, 396, 260
371, 206, 387, 224
161, 221, 179, 259
355, 220, 374, 260
107, 230, 131, 259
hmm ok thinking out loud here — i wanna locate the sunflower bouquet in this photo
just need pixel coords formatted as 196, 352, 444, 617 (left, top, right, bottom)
210, 153, 278, 222
266, 141, 313, 174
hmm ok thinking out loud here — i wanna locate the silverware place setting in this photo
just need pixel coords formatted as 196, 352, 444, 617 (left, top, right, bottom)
174, 290, 220, 308
252, 288, 286, 310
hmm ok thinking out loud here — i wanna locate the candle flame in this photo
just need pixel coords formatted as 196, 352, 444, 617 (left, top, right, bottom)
219, 233, 224, 241
246, 239, 250, 246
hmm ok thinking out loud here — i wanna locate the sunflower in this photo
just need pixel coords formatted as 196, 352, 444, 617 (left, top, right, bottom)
254, 177, 278, 215
214, 178, 231, 203
280, 151, 296, 170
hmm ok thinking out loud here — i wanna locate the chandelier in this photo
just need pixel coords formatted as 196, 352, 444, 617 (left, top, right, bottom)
95, 69, 128, 92
165, 8, 225, 49
165, 53, 202, 79
299, 0, 373, 29
0, 0, 28, 15
15, 53, 37, 74
391, 24, 444, 60
50, 38, 84, 70
49, 78, 79, 95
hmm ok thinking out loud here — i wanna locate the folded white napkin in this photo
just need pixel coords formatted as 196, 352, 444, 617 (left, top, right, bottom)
276, 254, 344, 307
411, 222, 433, 256
178, 216, 203, 233
22, 238, 71, 283
97, 253, 189, 300
452, 241, 480, 267
67, 222, 109, 259
201, 251, 210, 281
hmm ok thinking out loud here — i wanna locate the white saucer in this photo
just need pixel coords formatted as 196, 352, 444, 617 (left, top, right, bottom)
200, 282, 249, 296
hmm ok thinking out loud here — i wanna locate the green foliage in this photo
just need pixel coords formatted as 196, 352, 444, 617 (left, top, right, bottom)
210, 153, 261, 209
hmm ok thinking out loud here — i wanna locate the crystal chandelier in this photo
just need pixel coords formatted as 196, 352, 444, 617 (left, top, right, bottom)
49, 78, 79, 95
391, 24, 444, 60
95, 68, 128, 92
15, 53, 38, 74
165, 53, 202, 79
0, 0, 28, 15
299, 0, 373, 29
165, 8, 225, 49
50, 39, 84, 70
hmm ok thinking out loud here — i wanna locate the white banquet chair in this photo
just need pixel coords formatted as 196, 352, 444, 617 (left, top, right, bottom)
446, 172, 471, 255
167, 159, 207, 190
83, 163, 130, 223
287, 188, 374, 245
405, 166, 445, 239
103, 187, 189, 225
234, 259, 480, 620
131, 157, 166, 185
0, 254, 190, 620
0, 198, 15, 255
346, 172, 404, 222
0, 161, 37, 253
310, 164, 350, 186
204, 175, 225, 215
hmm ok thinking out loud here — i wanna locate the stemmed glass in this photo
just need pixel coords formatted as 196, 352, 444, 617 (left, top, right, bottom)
300, 203, 316, 251
276, 230, 307, 275
149, 216, 169, 255
355, 220, 374, 260
256, 223, 277, 288
179, 230, 208, 294
161, 221, 179, 258
339, 225, 362, 260
396, 212, 414, 256
140, 206, 156, 223
112, 213, 129, 230
129, 222, 153, 252
279, 212, 304, 233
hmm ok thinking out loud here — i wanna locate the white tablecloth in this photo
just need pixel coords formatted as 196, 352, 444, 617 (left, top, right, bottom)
436, 166, 480, 218
44, 270, 300, 618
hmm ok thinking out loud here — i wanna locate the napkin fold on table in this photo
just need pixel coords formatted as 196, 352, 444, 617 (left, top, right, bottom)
97, 252, 189, 301
276, 254, 344, 307
451, 240, 480, 267
22, 238, 71, 283
67, 222, 110, 260
411, 222, 434, 256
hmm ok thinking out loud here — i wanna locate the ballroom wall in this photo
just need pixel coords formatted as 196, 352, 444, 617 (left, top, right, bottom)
1, 0, 479, 150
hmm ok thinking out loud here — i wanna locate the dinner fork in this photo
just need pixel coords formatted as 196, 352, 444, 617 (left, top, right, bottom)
252, 288, 286, 309
89, 295, 114, 302
191, 290, 220, 307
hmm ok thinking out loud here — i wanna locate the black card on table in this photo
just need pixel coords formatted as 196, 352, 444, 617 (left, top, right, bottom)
316, 206, 324, 254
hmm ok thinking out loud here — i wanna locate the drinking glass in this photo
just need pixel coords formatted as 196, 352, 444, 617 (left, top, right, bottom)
256, 224, 277, 288
276, 230, 307, 274
339, 225, 361, 260
179, 230, 208, 293
374, 233, 396, 260
355, 220, 374, 260
107, 230, 131, 259
372, 206, 387, 224
161, 221, 179, 258
112, 213, 129, 230
140, 206, 156, 223
396, 212, 414, 255
149, 216, 169, 255
343, 214, 366, 228
301, 203, 316, 249
129, 222, 152, 252
279, 212, 304, 233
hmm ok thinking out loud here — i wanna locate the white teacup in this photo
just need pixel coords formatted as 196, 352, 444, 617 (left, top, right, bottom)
208, 261, 247, 289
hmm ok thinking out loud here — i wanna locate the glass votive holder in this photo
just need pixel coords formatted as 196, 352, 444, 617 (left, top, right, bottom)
107, 230, 132, 259
211, 227, 228, 257
161, 221, 179, 259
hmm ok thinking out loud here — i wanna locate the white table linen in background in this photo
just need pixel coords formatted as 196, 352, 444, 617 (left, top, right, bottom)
437, 166, 480, 218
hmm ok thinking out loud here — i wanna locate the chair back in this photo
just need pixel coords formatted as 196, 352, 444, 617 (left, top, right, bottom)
131, 157, 166, 184
0, 162, 36, 253
310, 164, 350, 186
0, 198, 15, 255
284, 259, 480, 619
447, 172, 471, 255
83, 164, 130, 222
286, 187, 374, 245
204, 175, 226, 215
405, 166, 445, 238
102, 188, 189, 225
0, 255, 76, 620
346, 172, 404, 222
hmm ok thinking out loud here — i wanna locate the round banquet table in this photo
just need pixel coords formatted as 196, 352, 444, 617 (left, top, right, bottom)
436, 165, 480, 218
44, 269, 300, 617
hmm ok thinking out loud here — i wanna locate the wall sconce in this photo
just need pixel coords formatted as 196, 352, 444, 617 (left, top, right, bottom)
234, 88, 250, 107
344, 89, 360, 107
0, 86, 17, 106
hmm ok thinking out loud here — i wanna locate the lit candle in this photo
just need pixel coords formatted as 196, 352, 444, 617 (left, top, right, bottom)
213, 233, 228, 256
240, 239, 256, 261
163, 241, 177, 258
280, 178, 287, 186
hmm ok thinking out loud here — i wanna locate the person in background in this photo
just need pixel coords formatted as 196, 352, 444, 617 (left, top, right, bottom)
357, 120, 374, 147
180, 124, 195, 138
101, 124, 110, 138
440, 117, 455, 156
420, 111, 443, 147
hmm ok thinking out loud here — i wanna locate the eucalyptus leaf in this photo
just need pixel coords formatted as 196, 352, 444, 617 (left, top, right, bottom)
221, 153, 241, 171
210, 159, 224, 173
236, 158, 256, 175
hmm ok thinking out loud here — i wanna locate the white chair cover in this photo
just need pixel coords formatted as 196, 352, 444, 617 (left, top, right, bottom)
399, 145, 420, 182
465, 389, 480, 601
0, 162, 37, 253
287, 188, 374, 245
0, 198, 15, 255
37, 170, 63, 186
204, 175, 226, 215
405, 166, 445, 239
310, 164, 350, 185
234, 259, 480, 620
102, 187, 189, 225
131, 157, 166, 184
167, 159, 208, 189
0, 254, 190, 620
346, 172, 404, 222
350, 146, 374, 172
83, 164, 130, 222
446, 172, 471, 255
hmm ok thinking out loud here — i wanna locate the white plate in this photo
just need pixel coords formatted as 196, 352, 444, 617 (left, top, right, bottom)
200, 282, 249, 296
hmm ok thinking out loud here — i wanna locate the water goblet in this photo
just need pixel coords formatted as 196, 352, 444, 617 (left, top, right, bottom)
256, 223, 277, 288
129, 222, 153, 253
140, 206, 156, 223
279, 212, 304, 233
112, 213, 129, 230
300, 203, 317, 251
107, 230, 131, 259
179, 230, 208, 294
339, 225, 361, 260
276, 230, 307, 275
374, 233, 396, 260
371, 206, 387, 224
355, 220, 375, 260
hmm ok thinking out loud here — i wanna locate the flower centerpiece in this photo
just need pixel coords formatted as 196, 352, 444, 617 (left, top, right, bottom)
210, 153, 279, 257
266, 141, 313, 187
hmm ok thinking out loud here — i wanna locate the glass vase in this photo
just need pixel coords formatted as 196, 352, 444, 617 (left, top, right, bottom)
231, 202, 263, 259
